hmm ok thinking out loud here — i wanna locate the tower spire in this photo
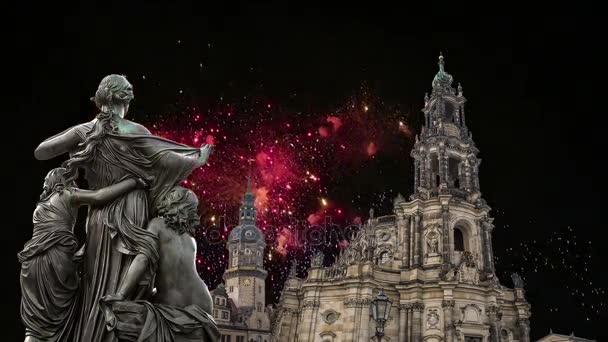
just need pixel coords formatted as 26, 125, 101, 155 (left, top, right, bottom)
247, 172, 252, 194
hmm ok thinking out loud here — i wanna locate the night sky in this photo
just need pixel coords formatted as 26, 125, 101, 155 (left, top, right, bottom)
15, 3, 605, 341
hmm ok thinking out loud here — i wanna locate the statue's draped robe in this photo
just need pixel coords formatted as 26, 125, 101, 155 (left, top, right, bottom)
18, 191, 79, 342
72, 124, 202, 342
100, 301, 220, 342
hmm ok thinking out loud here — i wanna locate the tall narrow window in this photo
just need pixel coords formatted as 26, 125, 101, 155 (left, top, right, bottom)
454, 228, 465, 252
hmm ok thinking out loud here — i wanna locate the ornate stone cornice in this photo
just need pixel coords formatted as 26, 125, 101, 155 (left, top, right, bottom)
441, 300, 455, 309
399, 303, 413, 310
302, 299, 320, 309
412, 302, 425, 312
343, 297, 373, 308
486, 305, 501, 315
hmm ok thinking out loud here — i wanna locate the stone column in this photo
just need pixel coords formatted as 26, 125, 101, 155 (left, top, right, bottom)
425, 154, 432, 189
402, 215, 411, 267
360, 304, 370, 342
438, 147, 449, 191
414, 159, 420, 191
420, 153, 427, 188
409, 215, 415, 267
441, 204, 450, 264
487, 306, 502, 342
442, 300, 455, 342
407, 305, 413, 342
399, 304, 409, 342
481, 219, 495, 273
461, 106, 467, 129
472, 159, 480, 191
518, 318, 530, 342
299, 300, 319, 342
463, 159, 472, 192
412, 302, 425, 342
413, 213, 421, 267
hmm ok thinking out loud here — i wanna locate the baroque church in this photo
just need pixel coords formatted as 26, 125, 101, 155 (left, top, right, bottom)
270, 55, 532, 342
211, 177, 272, 342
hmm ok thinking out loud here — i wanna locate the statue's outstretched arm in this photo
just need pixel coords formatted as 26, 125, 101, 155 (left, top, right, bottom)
34, 125, 83, 160
69, 178, 147, 207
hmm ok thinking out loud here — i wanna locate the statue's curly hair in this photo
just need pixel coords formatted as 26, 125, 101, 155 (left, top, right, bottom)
157, 186, 200, 236
63, 74, 134, 184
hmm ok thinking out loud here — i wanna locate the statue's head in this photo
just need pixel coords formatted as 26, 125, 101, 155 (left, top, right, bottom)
91, 74, 134, 118
40, 167, 74, 201
157, 186, 200, 236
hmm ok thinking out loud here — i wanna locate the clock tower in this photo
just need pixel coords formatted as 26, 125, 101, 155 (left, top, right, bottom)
224, 176, 269, 330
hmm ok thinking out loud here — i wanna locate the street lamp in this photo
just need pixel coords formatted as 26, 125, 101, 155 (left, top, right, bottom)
370, 289, 392, 341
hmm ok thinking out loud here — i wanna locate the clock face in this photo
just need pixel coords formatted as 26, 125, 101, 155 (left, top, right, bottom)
243, 278, 252, 286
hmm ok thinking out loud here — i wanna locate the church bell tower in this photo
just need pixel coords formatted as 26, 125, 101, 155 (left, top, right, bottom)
397, 53, 497, 276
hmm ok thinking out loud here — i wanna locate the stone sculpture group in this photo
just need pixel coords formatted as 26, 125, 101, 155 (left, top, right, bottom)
19, 75, 221, 342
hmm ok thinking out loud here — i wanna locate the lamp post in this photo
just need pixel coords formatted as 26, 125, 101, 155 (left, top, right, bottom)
371, 289, 392, 341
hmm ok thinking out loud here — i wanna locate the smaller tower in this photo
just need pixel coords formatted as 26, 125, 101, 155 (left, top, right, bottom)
224, 175, 269, 330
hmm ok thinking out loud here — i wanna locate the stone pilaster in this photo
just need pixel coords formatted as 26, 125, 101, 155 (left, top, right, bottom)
399, 304, 411, 342
463, 159, 472, 192
441, 204, 450, 263
344, 297, 372, 342
517, 318, 530, 342
299, 300, 320, 342
402, 215, 411, 267
481, 218, 495, 274
472, 158, 480, 191
412, 302, 425, 342
487, 305, 503, 342
442, 300, 455, 342
409, 215, 415, 267
414, 159, 420, 191
425, 153, 432, 189
413, 213, 421, 267
438, 146, 449, 192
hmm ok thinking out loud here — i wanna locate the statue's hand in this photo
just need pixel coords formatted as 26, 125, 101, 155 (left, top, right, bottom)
135, 177, 149, 189
198, 144, 214, 165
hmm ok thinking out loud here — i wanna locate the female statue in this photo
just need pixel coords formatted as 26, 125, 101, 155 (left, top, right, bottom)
19, 167, 146, 342
34, 75, 213, 342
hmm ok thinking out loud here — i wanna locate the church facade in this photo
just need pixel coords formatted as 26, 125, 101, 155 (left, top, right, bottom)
211, 177, 272, 342
271, 55, 532, 342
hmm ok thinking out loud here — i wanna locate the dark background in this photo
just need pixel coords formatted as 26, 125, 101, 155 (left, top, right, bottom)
15, 2, 604, 341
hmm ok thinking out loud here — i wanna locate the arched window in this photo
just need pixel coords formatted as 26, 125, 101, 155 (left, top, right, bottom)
454, 227, 465, 252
